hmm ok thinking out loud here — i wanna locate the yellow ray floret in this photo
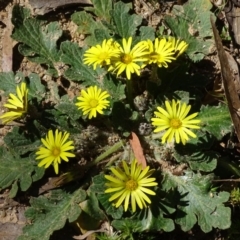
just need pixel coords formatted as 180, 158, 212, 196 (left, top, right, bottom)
109, 37, 149, 80
36, 129, 75, 174
0, 82, 28, 124
105, 160, 158, 212
168, 37, 188, 57
142, 38, 176, 68
75, 85, 110, 119
83, 38, 120, 70
151, 99, 201, 145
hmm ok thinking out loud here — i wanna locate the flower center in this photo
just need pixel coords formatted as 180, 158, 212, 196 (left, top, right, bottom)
98, 52, 109, 60
121, 54, 132, 64
170, 118, 182, 129
89, 99, 99, 108
125, 179, 138, 191
52, 147, 61, 157
149, 52, 159, 61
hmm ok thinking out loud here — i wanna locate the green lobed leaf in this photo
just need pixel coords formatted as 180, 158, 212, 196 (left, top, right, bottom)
4, 126, 40, 155
0, 146, 44, 197
11, 4, 31, 27
0, 72, 45, 105
80, 191, 106, 221
117, 190, 177, 233
27, 73, 46, 101
90, 173, 124, 219
9, 181, 19, 198
98, 193, 123, 219
164, 0, 215, 62
89, 173, 107, 193
54, 95, 82, 121
139, 26, 155, 41
140, 208, 175, 232
43, 108, 82, 134
84, 0, 113, 22
162, 171, 231, 232
18, 189, 86, 240
45, 79, 60, 103
60, 41, 103, 85
93, 28, 112, 44
103, 74, 126, 101
0, 71, 25, 94
112, 209, 175, 233
71, 11, 111, 46
174, 132, 218, 172
112, 1, 142, 38
71, 11, 98, 35
198, 104, 231, 140
12, 5, 62, 76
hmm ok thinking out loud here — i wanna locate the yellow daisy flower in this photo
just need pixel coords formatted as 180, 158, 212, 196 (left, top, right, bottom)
0, 82, 28, 124
109, 37, 148, 80
105, 160, 158, 212
75, 86, 110, 119
151, 100, 201, 145
143, 38, 176, 68
168, 37, 188, 57
83, 38, 120, 70
36, 129, 75, 174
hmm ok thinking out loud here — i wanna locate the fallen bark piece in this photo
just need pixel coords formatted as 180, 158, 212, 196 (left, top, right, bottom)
211, 16, 240, 142
29, 0, 92, 15
2, 10, 13, 72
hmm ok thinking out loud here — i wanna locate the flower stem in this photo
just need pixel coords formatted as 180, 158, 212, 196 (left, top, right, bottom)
150, 64, 161, 85
88, 140, 124, 167
126, 79, 134, 107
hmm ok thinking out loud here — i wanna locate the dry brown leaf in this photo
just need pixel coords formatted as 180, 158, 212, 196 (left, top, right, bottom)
129, 132, 146, 168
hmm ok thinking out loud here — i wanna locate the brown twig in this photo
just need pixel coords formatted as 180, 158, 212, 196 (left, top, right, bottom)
211, 16, 240, 142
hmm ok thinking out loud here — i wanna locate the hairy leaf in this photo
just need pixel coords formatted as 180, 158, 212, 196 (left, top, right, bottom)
112, 209, 175, 233
89, 173, 107, 193
162, 171, 231, 232
43, 108, 82, 133
0, 146, 44, 197
60, 41, 103, 85
112, 1, 142, 38
4, 126, 40, 155
80, 191, 106, 221
90, 173, 124, 219
84, 0, 113, 22
174, 132, 218, 172
18, 189, 86, 240
139, 26, 155, 41
164, 0, 215, 62
103, 74, 126, 101
0, 72, 45, 103
0, 71, 25, 94
71, 11, 111, 45
71, 11, 98, 35
27, 73, 46, 101
199, 104, 232, 140
98, 193, 123, 219
54, 95, 81, 121
12, 5, 62, 76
